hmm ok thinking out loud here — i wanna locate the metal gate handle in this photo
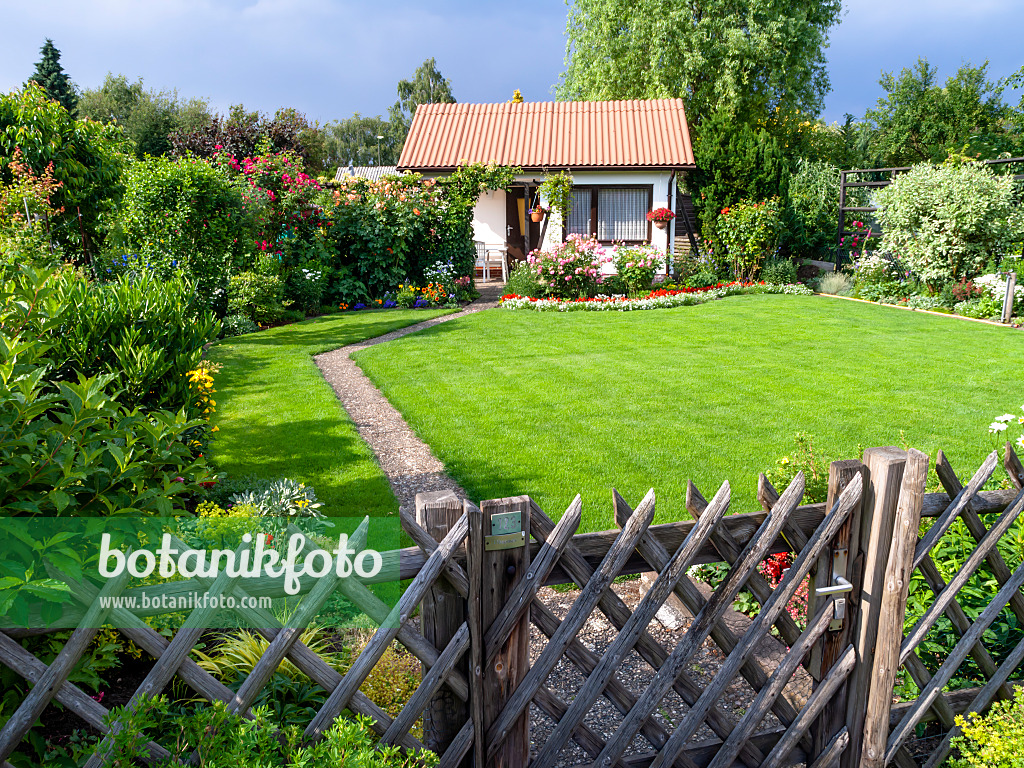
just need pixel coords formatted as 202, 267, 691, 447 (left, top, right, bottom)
815, 576, 853, 596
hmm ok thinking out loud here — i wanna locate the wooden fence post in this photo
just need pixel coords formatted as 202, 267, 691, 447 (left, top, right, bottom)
809, 459, 867, 766
842, 447, 907, 768
1002, 272, 1016, 324
468, 496, 531, 768
416, 491, 468, 759
862, 449, 929, 768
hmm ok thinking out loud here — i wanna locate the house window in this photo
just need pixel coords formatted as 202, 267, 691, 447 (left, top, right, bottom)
564, 185, 652, 243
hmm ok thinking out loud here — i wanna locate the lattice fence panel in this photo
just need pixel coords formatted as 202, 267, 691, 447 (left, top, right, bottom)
874, 448, 1024, 768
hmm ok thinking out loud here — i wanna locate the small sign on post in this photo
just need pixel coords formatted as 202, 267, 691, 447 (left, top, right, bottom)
1002, 272, 1017, 324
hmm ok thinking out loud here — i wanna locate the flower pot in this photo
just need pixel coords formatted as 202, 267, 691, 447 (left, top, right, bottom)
653, 220, 668, 230
530, 211, 544, 223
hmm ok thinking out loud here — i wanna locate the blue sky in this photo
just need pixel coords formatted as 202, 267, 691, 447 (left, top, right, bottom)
0, 0, 1020, 127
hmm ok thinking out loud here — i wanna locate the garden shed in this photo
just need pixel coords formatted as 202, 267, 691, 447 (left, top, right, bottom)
397, 99, 698, 270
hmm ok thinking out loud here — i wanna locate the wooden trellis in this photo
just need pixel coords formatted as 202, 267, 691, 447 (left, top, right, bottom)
1, 444, 1023, 767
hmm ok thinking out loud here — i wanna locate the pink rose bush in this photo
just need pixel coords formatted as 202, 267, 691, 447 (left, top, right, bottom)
527, 234, 611, 299
608, 244, 664, 296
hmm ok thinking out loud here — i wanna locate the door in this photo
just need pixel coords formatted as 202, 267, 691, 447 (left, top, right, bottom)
505, 186, 540, 263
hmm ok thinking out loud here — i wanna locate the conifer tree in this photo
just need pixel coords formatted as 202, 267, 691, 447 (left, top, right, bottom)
27, 39, 78, 117
689, 109, 789, 240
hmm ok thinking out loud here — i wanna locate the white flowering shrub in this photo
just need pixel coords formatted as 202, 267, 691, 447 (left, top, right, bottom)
872, 163, 1021, 287
974, 272, 1024, 302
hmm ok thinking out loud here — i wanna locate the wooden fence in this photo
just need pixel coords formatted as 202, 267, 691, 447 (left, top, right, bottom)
1, 444, 1023, 767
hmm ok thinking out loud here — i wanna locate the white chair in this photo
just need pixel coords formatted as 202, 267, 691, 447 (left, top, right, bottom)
474, 241, 488, 281
484, 246, 509, 283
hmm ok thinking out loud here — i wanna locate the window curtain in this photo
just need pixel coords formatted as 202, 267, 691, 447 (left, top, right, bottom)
597, 189, 647, 241
566, 188, 591, 235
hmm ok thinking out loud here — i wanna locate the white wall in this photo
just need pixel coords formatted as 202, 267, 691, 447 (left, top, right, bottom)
472, 190, 506, 247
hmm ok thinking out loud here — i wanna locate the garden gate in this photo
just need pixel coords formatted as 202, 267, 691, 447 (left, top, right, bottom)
0, 445, 1022, 767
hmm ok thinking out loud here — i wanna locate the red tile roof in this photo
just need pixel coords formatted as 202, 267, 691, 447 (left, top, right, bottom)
397, 99, 694, 172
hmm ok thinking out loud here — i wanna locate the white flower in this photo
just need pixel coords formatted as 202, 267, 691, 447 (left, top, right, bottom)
997, 414, 1017, 423
989, 422, 1009, 433
1018, 435, 1024, 450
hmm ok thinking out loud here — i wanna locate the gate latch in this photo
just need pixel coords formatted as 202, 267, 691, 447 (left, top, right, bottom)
814, 547, 852, 630
485, 511, 525, 551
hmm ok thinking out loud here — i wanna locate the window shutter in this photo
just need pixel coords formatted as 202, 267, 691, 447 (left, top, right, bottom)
566, 188, 591, 235
597, 189, 647, 241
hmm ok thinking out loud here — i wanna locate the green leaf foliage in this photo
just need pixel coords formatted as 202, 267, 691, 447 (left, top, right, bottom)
866, 58, 1015, 166
783, 159, 840, 260
0, 83, 131, 257
78, 72, 213, 159
0, 264, 215, 518
108, 154, 251, 313
873, 162, 1022, 286
558, 0, 841, 123
689, 109, 789, 246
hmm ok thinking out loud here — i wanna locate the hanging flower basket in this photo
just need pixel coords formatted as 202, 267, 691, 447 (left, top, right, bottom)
529, 205, 546, 223
647, 207, 675, 230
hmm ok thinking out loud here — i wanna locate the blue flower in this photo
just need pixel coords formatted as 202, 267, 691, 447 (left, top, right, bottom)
353, 302, 367, 310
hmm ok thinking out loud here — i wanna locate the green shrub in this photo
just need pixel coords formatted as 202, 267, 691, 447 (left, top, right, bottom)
227, 270, 286, 324
505, 259, 542, 297
761, 259, 798, 285
110, 154, 251, 312
610, 244, 663, 296
98, 694, 438, 767
222, 313, 259, 337
284, 264, 326, 314
689, 109, 789, 246
784, 159, 840, 261
38, 270, 219, 415
955, 295, 1002, 319
356, 640, 423, 739
950, 687, 1024, 768
0, 265, 214, 518
322, 164, 516, 296
716, 198, 783, 281
764, 432, 831, 504
0, 83, 131, 256
873, 162, 1022, 287
687, 269, 720, 288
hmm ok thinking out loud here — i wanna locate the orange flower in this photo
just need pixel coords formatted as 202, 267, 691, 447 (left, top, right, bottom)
413, 208, 421, 215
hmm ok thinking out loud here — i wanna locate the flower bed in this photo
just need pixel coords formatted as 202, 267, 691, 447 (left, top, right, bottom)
500, 281, 811, 312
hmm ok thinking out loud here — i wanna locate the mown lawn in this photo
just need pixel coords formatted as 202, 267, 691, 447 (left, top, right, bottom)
353, 295, 1024, 531
208, 309, 452, 516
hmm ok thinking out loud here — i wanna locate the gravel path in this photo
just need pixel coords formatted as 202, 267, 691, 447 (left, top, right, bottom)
313, 283, 505, 517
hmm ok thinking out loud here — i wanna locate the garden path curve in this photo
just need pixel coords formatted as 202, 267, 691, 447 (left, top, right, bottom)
314, 283, 505, 516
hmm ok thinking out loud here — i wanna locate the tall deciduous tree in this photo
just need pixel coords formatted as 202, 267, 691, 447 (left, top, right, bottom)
557, 0, 841, 124
324, 114, 401, 168
866, 58, 1010, 165
26, 39, 78, 117
79, 73, 212, 158
389, 57, 455, 134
